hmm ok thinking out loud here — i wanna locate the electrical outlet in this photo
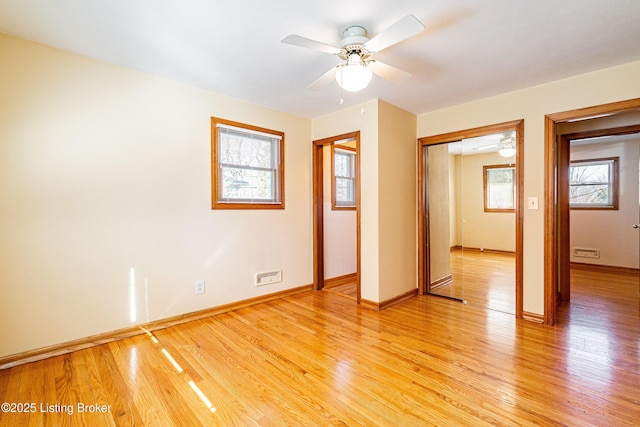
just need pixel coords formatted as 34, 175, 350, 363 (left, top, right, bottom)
195, 280, 205, 295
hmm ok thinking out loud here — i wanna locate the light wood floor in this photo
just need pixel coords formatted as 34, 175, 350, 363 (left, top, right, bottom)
323, 281, 357, 299
430, 249, 516, 314
1, 271, 639, 426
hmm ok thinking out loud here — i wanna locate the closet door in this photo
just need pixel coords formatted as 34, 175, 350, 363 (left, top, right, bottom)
424, 132, 517, 311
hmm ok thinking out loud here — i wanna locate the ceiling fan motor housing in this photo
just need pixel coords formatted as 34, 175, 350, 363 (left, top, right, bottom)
340, 25, 370, 59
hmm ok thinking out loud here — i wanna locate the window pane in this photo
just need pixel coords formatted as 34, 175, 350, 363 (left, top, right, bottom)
488, 182, 514, 208
489, 168, 513, 184
221, 166, 275, 201
570, 164, 609, 185
486, 167, 515, 210
219, 129, 275, 169
335, 177, 354, 204
334, 148, 356, 207
570, 184, 609, 205
335, 152, 351, 178
569, 159, 615, 208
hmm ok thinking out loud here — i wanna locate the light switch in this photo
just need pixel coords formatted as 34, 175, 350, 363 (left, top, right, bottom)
528, 196, 539, 210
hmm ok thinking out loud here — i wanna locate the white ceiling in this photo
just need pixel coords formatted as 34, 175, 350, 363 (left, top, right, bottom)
447, 133, 508, 155
1, 0, 639, 118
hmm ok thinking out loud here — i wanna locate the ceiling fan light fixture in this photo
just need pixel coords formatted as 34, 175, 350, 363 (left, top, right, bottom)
335, 53, 372, 92
498, 134, 516, 157
498, 146, 516, 157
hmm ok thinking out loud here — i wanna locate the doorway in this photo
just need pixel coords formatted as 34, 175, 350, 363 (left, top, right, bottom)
418, 120, 524, 318
544, 97, 640, 325
559, 125, 640, 303
312, 132, 361, 302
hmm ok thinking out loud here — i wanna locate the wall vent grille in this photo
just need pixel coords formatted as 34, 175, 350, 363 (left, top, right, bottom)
256, 270, 282, 286
573, 248, 600, 258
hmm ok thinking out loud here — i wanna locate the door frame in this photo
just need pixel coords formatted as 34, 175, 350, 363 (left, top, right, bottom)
543, 98, 640, 325
418, 120, 524, 318
312, 131, 361, 302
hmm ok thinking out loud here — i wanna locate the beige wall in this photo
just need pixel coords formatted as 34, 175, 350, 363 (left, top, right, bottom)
453, 152, 516, 252
313, 100, 379, 301
449, 155, 457, 246
377, 101, 417, 301
426, 145, 451, 283
313, 100, 417, 302
0, 34, 312, 357
3, 30, 640, 356
417, 60, 640, 315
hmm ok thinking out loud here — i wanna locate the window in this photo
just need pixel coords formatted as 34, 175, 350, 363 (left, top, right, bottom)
569, 157, 618, 210
484, 165, 516, 212
211, 117, 284, 209
332, 145, 356, 209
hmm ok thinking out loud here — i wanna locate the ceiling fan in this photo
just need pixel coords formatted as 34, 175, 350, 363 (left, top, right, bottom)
472, 132, 517, 157
281, 14, 425, 92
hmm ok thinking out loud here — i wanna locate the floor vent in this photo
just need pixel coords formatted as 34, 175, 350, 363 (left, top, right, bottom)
256, 270, 282, 286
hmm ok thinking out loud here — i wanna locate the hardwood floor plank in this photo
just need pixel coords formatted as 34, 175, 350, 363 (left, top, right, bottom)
110, 338, 174, 425
23, 362, 45, 427
89, 346, 144, 426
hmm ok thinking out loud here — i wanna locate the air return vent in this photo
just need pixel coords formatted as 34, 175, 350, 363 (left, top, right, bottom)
255, 270, 282, 286
573, 248, 600, 259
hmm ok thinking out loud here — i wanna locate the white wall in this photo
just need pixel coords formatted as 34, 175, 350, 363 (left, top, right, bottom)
322, 145, 357, 278
418, 60, 640, 315
570, 139, 640, 268
0, 34, 312, 357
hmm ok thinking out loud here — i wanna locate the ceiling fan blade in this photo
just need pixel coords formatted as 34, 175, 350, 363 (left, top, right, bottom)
472, 143, 500, 151
281, 35, 341, 55
307, 66, 338, 90
364, 14, 425, 53
367, 60, 411, 85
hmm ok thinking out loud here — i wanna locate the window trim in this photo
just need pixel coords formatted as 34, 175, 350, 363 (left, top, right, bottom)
211, 117, 285, 210
483, 164, 516, 213
569, 156, 618, 210
331, 144, 357, 210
